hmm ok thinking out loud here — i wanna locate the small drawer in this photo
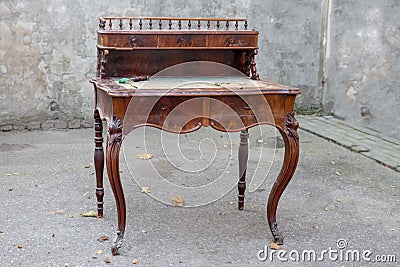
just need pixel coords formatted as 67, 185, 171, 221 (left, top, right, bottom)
208, 34, 257, 47
158, 34, 207, 47
106, 34, 158, 47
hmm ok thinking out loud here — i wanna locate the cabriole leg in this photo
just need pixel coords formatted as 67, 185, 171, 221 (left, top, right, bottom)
267, 112, 299, 244
106, 115, 126, 255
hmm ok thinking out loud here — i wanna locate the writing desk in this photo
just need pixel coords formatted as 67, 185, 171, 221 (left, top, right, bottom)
90, 17, 300, 255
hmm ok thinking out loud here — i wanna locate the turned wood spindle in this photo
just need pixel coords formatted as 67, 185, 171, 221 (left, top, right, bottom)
159, 19, 162, 30
109, 19, 112, 29
99, 18, 106, 30
188, 20, 191, 30
216, 20, 220, 29
149, 19, 152, 30
178, 19, 182, 30
198, 20, 201, 30
207, 20, 210, 30
139, 19, 143, 30
235, 20, 239, 30
244, 20, 248, 30
168, 19, 172, 30
129, 19, 133, 30
226, 20, 229, 30
119, 19, 123, 30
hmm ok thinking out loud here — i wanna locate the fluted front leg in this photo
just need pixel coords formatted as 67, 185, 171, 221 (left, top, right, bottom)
94, 109, 104, 218
238, 129, 249, 210
267, 112, 299, 244
106, 115, 126, 256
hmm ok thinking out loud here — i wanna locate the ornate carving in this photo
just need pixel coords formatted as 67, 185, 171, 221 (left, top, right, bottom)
108, 116, 122, 145
111, 230, 124, 256
284, 112, 299, 141
270, 221, 284, 245
250, 49, 260, 80
100, 50, 109, 78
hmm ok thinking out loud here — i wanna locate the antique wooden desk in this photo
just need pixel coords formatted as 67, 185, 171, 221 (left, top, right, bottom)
90, 17, 300, 255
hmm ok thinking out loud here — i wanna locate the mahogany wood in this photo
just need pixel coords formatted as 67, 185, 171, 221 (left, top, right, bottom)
90, 17, 301, 255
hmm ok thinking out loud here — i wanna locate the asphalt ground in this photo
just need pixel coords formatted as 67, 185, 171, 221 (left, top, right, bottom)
0, 124, 399, 266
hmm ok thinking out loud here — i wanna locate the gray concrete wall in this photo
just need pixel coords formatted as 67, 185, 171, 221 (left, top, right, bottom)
323, 0, 400, 139
0, 0, 398, 139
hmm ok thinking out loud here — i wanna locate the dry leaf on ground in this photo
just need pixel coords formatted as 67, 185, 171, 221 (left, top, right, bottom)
84, 164, 91, 168
67, 213, 73, 218
72, 167, 77, 171
141, 187, 150, 193
136, 153, 154, 160
336, 198, 341, 202
17, 245, 23, 249
305, 192, 312, 195
96, 249, 103, 255
80, 211, 98, 217
269, 243, 281, 250
172, 194, 184, 207
104, 257, 111, 263
324, 208, 329, 211
229, 201, 234, 205
51, 208, 65, 215
132, 258, 139, 264
335, 171, 342, 176
97, 236, 109, 242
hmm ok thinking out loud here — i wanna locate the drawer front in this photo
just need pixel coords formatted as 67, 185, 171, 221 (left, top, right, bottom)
158, 34, 207, 47
106, 34, 158, 47
208, 34, 257, 47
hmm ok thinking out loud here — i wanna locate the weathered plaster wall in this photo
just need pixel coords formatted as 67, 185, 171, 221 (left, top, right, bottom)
323, 0, 400, 139
0, 0, 398, 139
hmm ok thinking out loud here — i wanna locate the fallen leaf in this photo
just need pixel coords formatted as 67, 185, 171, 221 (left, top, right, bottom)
305, 192, 312, 195
104, 257, 111, 263
251, 205, 256, 209
67, 213, 73, 218
51, 208, 65, 215
132, 258, 139, 264
257, 139, 263, 143
136, 153, 154, 160
336, 198, 341, 203
84, 164, 91, 168
80, 211, 98, 217
331, 161, 335, 164
366, 216, 371, 219
96, 249, 103, 255
172, 194, 184, 207
90, 172, 95, 175
219, 211, 225, 216
12, 172, 19, 175
324, 208, 329, 212
312, 225, 319, 229
92, 256, 97, 259
223, 144, 228, 148
229, 201, 234, 205
97, 236, 109, 242
5, 173, 12, 176
141, 187, 150, 194
390, 229, 395, 231
335, 171, 342, 176
367, 177, 372, 180
269, 242, 281, 250
17, 245, 23, 249
141, 230, 147, 233
380, 187, 385, 190
64, 264, 69, 267
72, 167, 77, 171
390, 185, 395, 188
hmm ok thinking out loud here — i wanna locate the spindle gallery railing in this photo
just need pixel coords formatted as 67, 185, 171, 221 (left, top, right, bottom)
99, 17, 249, 31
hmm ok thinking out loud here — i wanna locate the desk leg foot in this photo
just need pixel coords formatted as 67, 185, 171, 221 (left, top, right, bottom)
238, 130, 249, 210
111, 230, 124, 256
106, 116, 126, 256
267, 112, 299, 245
94, 109, 104, 218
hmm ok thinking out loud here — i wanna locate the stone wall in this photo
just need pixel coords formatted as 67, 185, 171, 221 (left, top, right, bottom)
0, 0, 398, 139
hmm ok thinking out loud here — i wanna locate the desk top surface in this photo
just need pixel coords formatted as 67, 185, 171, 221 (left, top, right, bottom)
91, 76, 300, 97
